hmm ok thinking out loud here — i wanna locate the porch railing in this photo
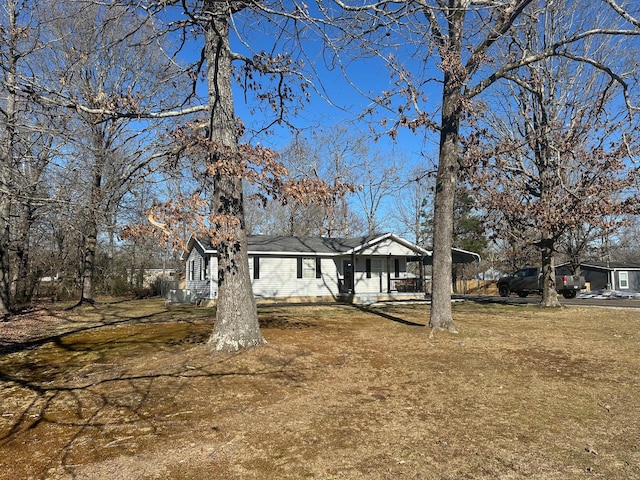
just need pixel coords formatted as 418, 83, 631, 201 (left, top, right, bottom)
390, 278, 423, 293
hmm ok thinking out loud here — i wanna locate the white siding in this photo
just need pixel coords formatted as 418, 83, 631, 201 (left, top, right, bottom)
249, 256, 340, 298
185, 247, 210, 296
203, 253, 413, 298
358, 238, 416, 256
352, 256, 409, 293
352, 257, 383, 293
185, 234, 422, 300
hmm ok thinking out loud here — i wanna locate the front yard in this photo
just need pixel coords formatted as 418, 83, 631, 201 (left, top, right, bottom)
0, 299, 638, 479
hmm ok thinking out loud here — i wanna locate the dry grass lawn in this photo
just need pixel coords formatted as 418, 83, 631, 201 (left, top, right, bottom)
0, 299, 638, 479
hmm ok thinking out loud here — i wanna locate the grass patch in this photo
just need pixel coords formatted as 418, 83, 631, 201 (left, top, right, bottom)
0, 299, 638, 479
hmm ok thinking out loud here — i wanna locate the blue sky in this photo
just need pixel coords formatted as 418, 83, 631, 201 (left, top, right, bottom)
186, 12, 446, 234
156, 2, 640, 241
161, 4, 445, 169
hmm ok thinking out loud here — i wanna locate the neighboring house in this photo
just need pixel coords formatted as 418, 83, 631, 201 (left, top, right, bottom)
567, 262, 640, 292
127, 267, 178, 288
182, 233, 480, 303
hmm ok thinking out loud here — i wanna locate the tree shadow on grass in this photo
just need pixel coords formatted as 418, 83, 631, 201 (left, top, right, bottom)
0, 302, 213, 356
352, 305, 426, 327
0, 317, 311, 479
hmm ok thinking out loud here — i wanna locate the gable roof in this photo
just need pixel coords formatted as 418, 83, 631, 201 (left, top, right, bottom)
186, 233, 430, 257
580, 261, 640, 271
184, 233, 483, 263
423, 246, 481, 265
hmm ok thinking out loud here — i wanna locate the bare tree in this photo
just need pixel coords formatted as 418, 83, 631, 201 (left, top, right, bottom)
245, 127, 364, 237
0, 0, 65, 313
308, 126, 365, 237
326, 0, 640, 329
391, 165, 434, 247
560, 224, 604, 274
42, 1, 183, 304
606, 216, 640, 261
470, 2, 640, 307
353, 149, 400, 235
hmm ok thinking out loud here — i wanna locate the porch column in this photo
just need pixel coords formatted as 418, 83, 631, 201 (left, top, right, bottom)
352, 251, 356, 294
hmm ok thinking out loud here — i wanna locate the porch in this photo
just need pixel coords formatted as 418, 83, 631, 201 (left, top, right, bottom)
337, 290, 428, 305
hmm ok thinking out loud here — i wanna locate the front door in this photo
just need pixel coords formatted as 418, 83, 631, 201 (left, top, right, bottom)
342, 260, 354, 293
372, 258, 383, 292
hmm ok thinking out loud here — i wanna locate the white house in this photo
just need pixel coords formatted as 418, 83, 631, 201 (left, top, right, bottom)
182, 233, 480, 304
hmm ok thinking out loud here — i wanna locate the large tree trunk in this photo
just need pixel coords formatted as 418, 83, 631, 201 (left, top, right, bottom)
79, 163, 102, 305
429, 9, 464, 332
205, 5, 264, 351
533, 90, 560, 308
540, 239, 561, 307
0, 3, 17, 316
430, 87, 459, 332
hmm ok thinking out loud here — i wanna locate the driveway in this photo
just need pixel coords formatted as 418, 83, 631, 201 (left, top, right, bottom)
457, 294, 640, 309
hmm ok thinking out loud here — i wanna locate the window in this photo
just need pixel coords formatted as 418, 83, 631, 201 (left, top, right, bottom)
297, 257, 316, 279
619, 271, 629, 289
189, 260, 195, 281
201, 258, 209, 281
366, 259, 372, 278
394, 258, 400, 278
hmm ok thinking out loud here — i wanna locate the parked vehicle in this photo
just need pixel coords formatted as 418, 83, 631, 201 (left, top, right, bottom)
497, 267, 586, 299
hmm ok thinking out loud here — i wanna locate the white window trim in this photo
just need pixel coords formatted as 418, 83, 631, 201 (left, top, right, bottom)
201, 258, 208, 281
618, 271, 629, 289
302, 257, 315, 279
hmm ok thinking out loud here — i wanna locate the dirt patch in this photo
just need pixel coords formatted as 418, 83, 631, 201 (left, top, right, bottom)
1, 299, 639, 479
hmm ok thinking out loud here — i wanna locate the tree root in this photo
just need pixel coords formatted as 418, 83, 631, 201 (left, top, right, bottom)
429, 324, 459, 338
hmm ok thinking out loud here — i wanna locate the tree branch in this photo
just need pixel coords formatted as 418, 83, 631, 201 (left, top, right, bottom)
466, 27, 640, 99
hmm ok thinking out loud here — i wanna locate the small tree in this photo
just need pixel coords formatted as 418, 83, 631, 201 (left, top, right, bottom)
451, 187, 488, 291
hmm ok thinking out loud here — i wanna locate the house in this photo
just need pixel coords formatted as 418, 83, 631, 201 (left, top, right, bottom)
127, 267, 178, 288
182, 233, 480, 304
569, 261, 640, 292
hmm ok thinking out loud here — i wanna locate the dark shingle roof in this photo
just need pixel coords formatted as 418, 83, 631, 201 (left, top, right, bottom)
186, 234, 488, 262
247, 235, 379, 254
195, 234, 387, 255
581, 261, 640, 271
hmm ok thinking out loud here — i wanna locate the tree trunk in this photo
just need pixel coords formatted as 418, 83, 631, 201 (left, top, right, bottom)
429, 97, 459, 332
205, 5, 264, 351
0, 200, 10, 316
11, 203, 35, 308
79, 168, 102, 305
429, 50, 463, 332
0, 2, 18, 316
540, 239, 561, 307
80, 224, 97, 304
